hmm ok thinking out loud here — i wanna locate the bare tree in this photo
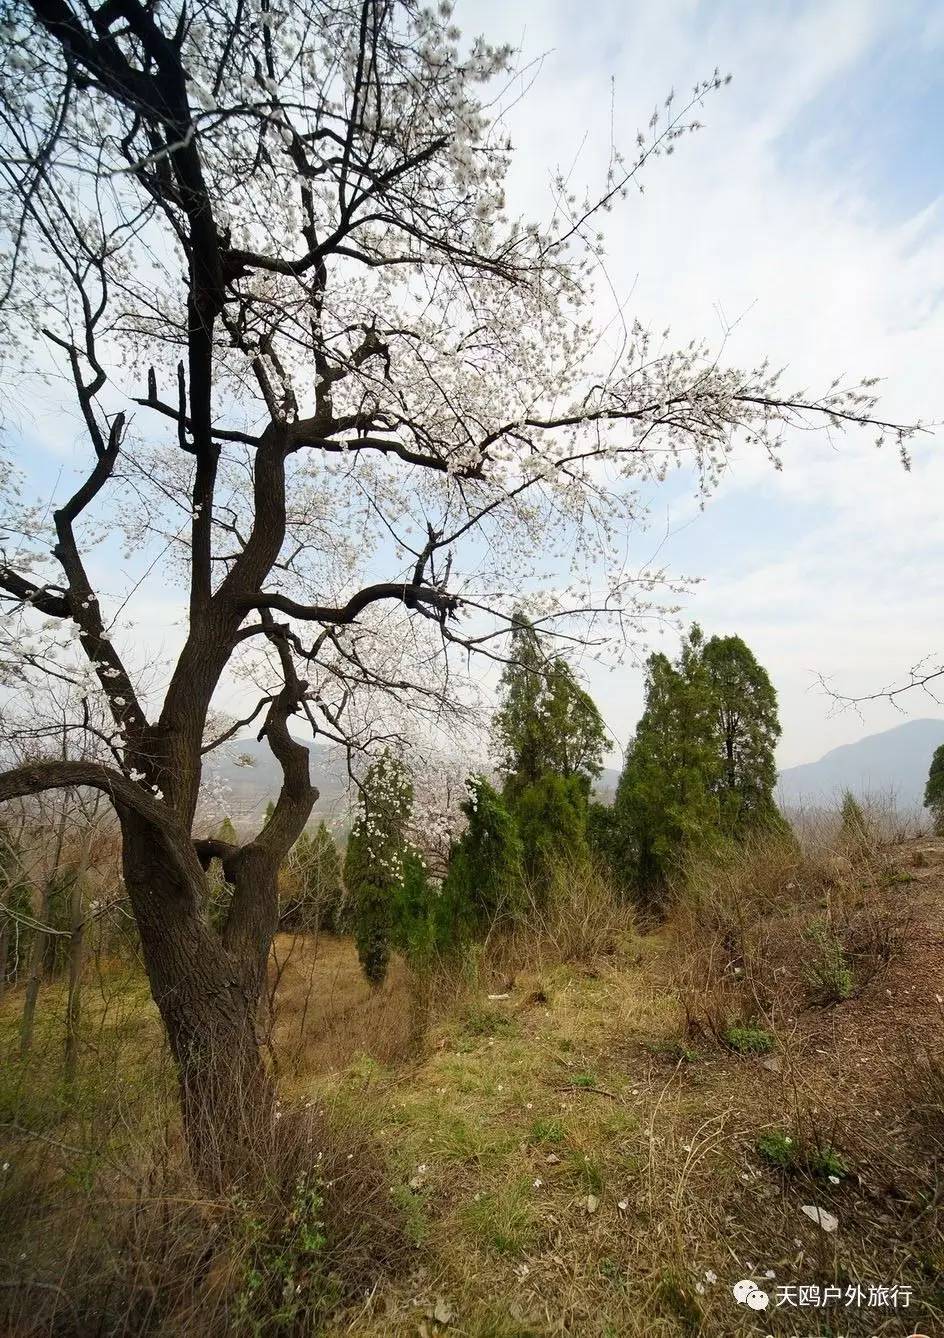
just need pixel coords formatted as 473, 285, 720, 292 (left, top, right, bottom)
18, 723, 70, 1059
0, 694, 118, 1068
62, 787, 109, 1087
0, 0, 917, 1181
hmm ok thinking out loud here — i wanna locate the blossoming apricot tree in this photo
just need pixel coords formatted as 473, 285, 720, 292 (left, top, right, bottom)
0, 0, 916, 1180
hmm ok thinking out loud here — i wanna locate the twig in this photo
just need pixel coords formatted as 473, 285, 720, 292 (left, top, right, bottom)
554, 1083, 620, 1101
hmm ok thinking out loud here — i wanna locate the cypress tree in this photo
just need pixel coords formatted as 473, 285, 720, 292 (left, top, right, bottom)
493, 614, 606, 894
283, 820, 346, 933
390, 845, 438, 962
701, 634, 785, 837
614, 630, 722, 901
204, 815, 237, 929
840, 790, 869, 849
495, 615, 606, 802
613, 627, 788, 905
442, 777, 524, 939
924, 744, 944, 836
344, 753, 412, 987
514, 772, 590, 889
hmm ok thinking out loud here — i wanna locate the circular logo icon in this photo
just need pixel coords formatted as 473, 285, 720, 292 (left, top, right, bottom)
732, 1279, 769, 1310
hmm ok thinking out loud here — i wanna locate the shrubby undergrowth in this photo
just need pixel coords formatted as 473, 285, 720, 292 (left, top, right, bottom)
1, 618, 935, 1335
669, 803, 916, 1041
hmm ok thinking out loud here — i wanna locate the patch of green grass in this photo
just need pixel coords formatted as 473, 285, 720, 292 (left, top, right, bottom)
756, 1129, 799, 1169
622, 1148, 646, 1177
569, 1071, 598, 1088
723, 1022, 774, 1055
650, 1268, 702, 1332
804, 920, 855, 1003
430, 1116, 516, 1169
643, 1039, 700, 1063
433, 1056, 508, 1095
595, 1108, 639, 1140
389, 1182, 431, 1246
463, 1316, 545, 1338
884, 868, 915, 885
461, 1006, 517, 1038
807, 1144, 848, 1179
343, 1052, 385, 1084
565, 1150, 604, 1193
756, 1128, 848, 1180
598, 1255, 621, 1283
527, 1116, 566, 1145
0, 1058, 66, 1129
460, 1184, 538, 1257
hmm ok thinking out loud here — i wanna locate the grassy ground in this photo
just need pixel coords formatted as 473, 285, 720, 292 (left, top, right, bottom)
2, 837, 943, 1335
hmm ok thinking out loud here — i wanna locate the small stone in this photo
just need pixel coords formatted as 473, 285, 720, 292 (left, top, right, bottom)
801, 1204, 838, 1233
432, 1298, 453, 1325
586, 1194, 599, 1215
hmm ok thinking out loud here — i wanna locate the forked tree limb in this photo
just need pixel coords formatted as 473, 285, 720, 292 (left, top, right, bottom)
0, 759, 204, 887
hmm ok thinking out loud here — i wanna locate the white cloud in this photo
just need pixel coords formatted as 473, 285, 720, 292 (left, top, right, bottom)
464, 0, 944, 766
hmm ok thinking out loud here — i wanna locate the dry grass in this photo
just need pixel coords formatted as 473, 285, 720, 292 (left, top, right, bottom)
2, 829, 944, 1335
670, 822, 913, 1040
902, 1027, 944, 1157
1, 1093, 413, 1336
504, 861, 638, 970
266, 931, 415, 1078
0, 944, 414, 1337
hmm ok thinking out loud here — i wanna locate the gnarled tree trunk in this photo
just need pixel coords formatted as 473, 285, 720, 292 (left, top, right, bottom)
121, 812, 282, 1187
0, 680, 315, 1189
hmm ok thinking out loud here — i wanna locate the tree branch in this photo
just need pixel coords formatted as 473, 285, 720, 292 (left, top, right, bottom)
0, 759, 202, 887
241, 581, 458, 626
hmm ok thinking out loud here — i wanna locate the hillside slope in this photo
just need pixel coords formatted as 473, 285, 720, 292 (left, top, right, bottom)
201, 735, 351, 825
301, 839, 944, 1336
2, 836, 943, 1334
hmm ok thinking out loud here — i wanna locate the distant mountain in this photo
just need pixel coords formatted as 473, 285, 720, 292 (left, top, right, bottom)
777, 718, 944, 810
203, 720, 944, 827
209, 741, 623, 807
596, 766, 621, 801
202, 736, 351, 827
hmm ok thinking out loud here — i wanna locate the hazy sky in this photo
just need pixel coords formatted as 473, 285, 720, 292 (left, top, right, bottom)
461, 0, 944, 767
8, 0, 943, 772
